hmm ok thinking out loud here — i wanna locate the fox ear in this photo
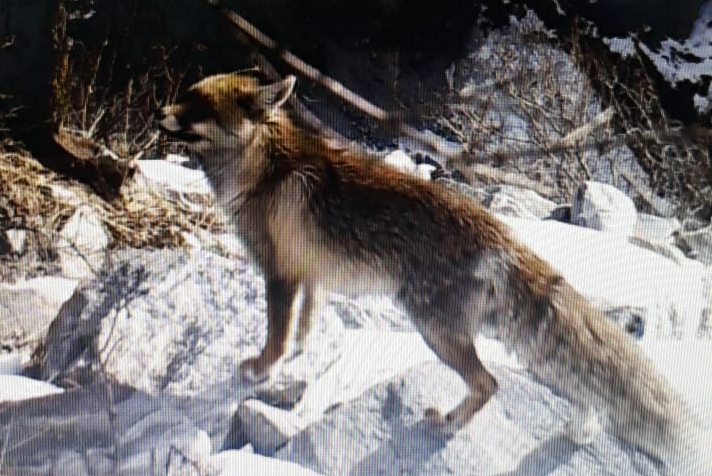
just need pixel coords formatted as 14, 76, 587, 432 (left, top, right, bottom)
254, 75, 296, 116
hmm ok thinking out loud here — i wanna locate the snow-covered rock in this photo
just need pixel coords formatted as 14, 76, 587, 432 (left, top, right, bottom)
383, 150, 435, 180
634, 213, 681, 244
640, 339, 712, 427
0, 375, 63, 402
58, 205, 110, 279
211, 450, 325, 476
487, 185, 558, 219
0, 276, 77, 350
499, 215, 708, 339
4, 229, 27, 254
276, 361, 662, 476
628, 236, 691, 266
137, 159, 212, 196
384, 150, 415, 172
571, 181, 638, 237
0, 353, 22, 375
0, 384, 211, 476
48, 183, 82, 206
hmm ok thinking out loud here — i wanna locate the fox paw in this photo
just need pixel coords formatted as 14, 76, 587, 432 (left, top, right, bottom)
424, 407, 459, 435
239, 357, 271, 384
565, 408, 602, 446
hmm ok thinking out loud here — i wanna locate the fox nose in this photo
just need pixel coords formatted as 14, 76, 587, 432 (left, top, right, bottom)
153, 107, 168, 122
155, 107, 182, 133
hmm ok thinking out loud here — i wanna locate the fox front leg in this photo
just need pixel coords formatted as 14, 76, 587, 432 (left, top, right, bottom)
240, 277, 299, 383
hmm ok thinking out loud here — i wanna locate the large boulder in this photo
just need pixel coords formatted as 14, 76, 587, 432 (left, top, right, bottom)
276, 361, 662, 476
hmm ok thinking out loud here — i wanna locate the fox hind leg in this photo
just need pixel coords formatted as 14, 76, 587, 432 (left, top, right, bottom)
419, 325, 498, 434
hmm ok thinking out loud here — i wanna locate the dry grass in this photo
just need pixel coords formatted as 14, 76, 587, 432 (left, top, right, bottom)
0, 149, 225, 280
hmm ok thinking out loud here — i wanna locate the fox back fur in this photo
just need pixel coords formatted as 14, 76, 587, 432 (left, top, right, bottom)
158, 72, 708, 474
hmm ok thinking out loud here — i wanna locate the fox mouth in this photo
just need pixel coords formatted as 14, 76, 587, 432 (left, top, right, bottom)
159, 126, 203, 143
156, 110, 204, 143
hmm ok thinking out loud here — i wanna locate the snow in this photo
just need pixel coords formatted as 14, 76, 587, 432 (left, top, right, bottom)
0, 375, 64, 401
211, 451, 325, 476
2, 171, 711, 475
499, 215, 708, 339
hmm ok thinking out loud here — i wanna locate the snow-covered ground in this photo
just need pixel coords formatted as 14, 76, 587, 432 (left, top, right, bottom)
1, 158, 710, 475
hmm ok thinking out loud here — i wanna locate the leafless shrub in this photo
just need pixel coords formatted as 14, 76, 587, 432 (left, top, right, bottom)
435, 15, 712, 218
439, 17, 616, 203
583, 41, 712, 220
58, 40, 187, 160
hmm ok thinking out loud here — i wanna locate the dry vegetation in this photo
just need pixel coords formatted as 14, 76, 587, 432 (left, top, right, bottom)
583, 45, 712, 221
439, 18, 635, 204
438, 17, 712, 219
0, 149, 225, 281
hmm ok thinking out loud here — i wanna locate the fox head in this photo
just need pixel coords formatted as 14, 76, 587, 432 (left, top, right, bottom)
157, 72, 297, 157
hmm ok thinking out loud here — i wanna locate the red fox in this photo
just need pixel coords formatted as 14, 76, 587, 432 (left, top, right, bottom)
157, 72, 708, 474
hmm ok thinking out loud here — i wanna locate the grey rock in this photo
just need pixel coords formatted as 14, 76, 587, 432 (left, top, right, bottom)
548, 204, 572, 223
233, 399, 302, 454
0, 383, 211, 476
276, 362, 660, 476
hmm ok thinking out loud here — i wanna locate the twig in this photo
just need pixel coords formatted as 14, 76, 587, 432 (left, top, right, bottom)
0, 414, 12, 473
205, 0, 450, 157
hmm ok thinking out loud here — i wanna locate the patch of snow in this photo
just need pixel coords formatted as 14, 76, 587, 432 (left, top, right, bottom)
211, 451, 325, 476
0, 353, 22, 375
499, 215, 708, 339
0, 375, 63, 401
383, 150, 416, 172
136, 159, 212, 195
571, 181, 638, 237
4, 229, 27, 254
58, 205, 109, 279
